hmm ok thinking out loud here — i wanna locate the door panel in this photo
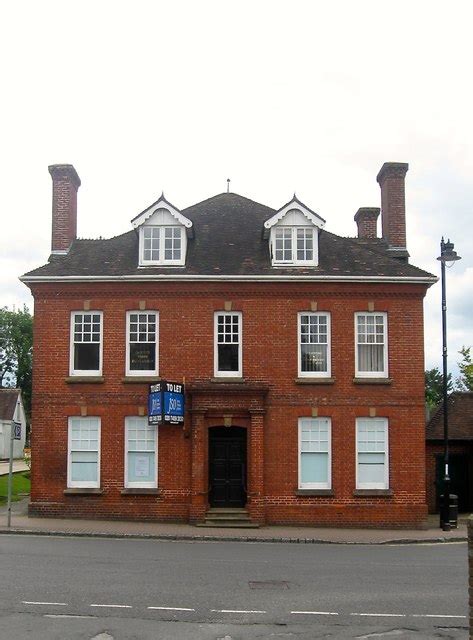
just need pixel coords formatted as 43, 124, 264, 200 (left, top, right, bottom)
209, 427, 247, 508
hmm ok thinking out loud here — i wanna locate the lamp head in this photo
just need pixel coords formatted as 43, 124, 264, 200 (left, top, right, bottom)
437, 237, 461, 264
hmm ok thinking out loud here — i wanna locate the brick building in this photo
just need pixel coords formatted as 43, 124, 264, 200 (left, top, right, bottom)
21, 162, 436, 528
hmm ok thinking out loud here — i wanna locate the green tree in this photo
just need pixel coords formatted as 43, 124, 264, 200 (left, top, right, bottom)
456, 346, 473, 391
425, 367, 453, 412
0, 306, 33, 418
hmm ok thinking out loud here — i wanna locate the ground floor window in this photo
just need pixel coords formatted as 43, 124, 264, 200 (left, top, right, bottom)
125, 417, 157, 488
356, 417, 389, 489
298, 417, 331, 489
67, 417, 101, 488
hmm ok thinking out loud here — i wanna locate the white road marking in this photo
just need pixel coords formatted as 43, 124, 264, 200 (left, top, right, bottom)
411, 614, 467, 619
212, 609, 267, 614
23, 601, 68, 606
291, 611, 339, 616
90, 604, 132, 609
148, 606, 195, 612
351, 613, 406, 617
44, 614, 97, 619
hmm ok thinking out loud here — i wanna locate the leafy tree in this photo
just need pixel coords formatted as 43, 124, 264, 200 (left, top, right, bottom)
0, 306, 33, 418
456, 346, 473, 391
425, 367, 453, 411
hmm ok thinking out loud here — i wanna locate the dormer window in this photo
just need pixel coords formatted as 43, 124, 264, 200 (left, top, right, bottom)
264, 199, 325, 268
273, 226, 315, 264
141, 225, 184, 265
131, 196, 193, 268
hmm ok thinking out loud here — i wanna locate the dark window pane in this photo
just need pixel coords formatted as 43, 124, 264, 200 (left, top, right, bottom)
218, 344, 239, 372
75, 344, 100, 371
130, 344, 156, 371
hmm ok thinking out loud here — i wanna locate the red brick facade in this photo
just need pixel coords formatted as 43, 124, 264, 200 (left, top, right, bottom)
28, 279, 429, 527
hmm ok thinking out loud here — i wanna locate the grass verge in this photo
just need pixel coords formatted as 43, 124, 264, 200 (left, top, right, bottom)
0, 471, 31, 505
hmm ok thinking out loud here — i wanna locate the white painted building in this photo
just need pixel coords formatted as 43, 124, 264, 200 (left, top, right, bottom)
0, 389, 26, 459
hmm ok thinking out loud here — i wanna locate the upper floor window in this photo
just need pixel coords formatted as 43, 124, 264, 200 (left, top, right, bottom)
126, 311, 159, 376
272, 226, 315, 265
298, 417, 331, 489
214, 312, 242, 377
356, 418, 389, 490
298, 312, 331, 377
140, 225, 185, 265
355, 312, 388, 378
70, 311, 103, 376
67, 416, 101, 488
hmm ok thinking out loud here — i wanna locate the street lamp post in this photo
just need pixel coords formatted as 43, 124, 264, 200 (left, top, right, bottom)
437, 238, 461, 531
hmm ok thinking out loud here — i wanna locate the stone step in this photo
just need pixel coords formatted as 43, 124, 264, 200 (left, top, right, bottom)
196, 520, 260, 529
205, 512, 252, 520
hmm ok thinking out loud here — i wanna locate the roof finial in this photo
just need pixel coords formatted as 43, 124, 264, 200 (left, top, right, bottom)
293, 191, 297, 199
227, 178, 230, 193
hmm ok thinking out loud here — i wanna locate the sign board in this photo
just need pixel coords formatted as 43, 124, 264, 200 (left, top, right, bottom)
163, 382, 185, 424
148, 382, 164, 425
148, 381, 185, 425
12, 421, 21, 441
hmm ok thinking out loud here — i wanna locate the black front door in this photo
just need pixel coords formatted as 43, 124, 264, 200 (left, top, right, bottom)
209, 427, 247, 508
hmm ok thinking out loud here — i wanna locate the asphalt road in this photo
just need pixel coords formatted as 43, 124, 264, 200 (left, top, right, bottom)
0, 534, 468, 639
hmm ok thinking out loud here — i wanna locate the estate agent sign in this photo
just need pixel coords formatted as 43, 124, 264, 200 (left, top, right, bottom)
148, 381, 185, 425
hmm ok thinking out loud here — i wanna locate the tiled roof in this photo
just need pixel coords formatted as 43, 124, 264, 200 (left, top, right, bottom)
0, 389, 20, 421
22, 192, 435, 280
426, 392, 473, 440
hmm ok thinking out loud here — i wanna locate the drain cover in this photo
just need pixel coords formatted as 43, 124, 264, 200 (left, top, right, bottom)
249, 580, 290, 590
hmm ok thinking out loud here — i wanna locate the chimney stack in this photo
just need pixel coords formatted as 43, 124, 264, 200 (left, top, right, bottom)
376, 162, 409, 260
49, 164, 81, 254
354, 207, 380, 239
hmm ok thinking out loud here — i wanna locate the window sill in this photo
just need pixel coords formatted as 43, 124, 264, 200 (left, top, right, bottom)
64, 488, 104, 495
295, 489, 334, 496
122, 376, 161, 384
120, 488, 161, 495
294, 377, 335, 385
210, 377, 245, 384
353, 377, 392, 385
353, 489, 393, 497
65, 376, 104, 384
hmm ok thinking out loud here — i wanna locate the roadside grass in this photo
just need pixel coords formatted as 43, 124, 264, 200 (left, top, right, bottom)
0, 472, 31, 505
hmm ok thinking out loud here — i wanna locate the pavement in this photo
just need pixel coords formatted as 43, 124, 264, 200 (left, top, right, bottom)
0, 496, 468, 545
0, 459, 29, 475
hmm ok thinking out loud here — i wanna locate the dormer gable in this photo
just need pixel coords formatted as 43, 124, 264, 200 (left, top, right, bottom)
131, 194, 193, 267
263, 196, 325, 267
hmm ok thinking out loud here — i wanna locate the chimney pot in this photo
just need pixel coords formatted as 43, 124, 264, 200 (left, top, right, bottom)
354, 207, 380, 239
49, 164, 81, 254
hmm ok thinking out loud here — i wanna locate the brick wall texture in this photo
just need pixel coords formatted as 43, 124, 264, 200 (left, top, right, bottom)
28, 279, 429, 528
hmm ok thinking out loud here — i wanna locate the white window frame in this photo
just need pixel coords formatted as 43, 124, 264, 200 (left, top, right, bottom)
354, 312, 388, 378
124, 417, 158, 489
214, 311, 243, 378
356, 417, 389, 490
139, 225, 186, 266
69, 311, 103, 376
67, 417, 101, 488
298, 312, 331, 377
271, 226, 316, 266
125, 311, 159, 377
298, 417, 332, 490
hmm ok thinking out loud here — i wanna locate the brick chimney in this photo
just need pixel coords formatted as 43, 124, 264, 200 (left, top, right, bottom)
49, 164, 81, 254
376, 162, 409, 260
354, 207, 380, 239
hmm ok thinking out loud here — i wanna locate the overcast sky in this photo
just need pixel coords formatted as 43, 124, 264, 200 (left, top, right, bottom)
1, 0, 471, 376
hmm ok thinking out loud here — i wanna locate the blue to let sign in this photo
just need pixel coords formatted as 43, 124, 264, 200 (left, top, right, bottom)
148, 381, 185, 425
148, 382, 164, 425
